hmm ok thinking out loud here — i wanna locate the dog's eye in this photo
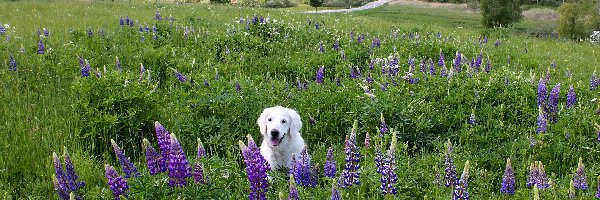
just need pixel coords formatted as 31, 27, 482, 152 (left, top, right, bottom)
267, 118, 272, 122
281, 120, 287, 123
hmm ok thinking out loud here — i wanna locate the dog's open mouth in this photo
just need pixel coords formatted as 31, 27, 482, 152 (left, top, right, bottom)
270, 134, 285, 146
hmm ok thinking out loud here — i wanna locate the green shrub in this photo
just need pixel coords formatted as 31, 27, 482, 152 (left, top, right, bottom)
480, 0, 523, 28
557, 1, 600, 40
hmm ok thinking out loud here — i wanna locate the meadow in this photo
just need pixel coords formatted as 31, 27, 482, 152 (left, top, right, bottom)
1, 0, 600, 199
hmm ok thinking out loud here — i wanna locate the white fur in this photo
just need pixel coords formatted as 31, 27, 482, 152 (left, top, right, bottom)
257, 106, 305, 169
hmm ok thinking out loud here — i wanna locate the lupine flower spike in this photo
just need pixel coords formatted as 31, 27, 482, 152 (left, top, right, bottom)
548, 83, 561, 123
37, 39, 45, 54
53, 174, 69, 200
154, 121, 170, 173
573, 157, 588, 190
316, 66, 325, 84
536, 106, 547, 134
339, 120, 361, 188
379, 130, 398, 195
288, 174, 299, 200
167, 133, 192, 187
527, 162, 538, 187
379, 113, 388, 136
501, 158, 515, 195
452, 160, 470, 200
331, 183, 341, 200
239, 134, 270, 200
567, 85, 576, 109
53, 153, 69, 200
173, 69, 187, 82
537, 78, 547, 108
142, 138, 161, 175
9, 54, 16, 71
324, 147, 337, 178
111, 139, 140, 178
536, 161, 550, 189
63, 147, 85, 191
568, 180, 576, 199
444, 139, 458, 187
193, 158, 206, 185
291, 147, 318, 187
105, 164, 128, 200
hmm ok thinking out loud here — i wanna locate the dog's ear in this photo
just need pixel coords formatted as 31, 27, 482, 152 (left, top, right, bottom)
288, 108, 303, 138
257, 107, 270, 136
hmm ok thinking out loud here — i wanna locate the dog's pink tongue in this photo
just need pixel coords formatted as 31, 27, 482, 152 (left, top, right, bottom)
271, 139, 281, 146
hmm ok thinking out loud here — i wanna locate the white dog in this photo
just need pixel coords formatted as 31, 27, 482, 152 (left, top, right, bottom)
257, 106, 305, 170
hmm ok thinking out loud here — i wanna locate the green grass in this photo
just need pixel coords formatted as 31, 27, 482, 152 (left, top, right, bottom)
1, 0, 600, 199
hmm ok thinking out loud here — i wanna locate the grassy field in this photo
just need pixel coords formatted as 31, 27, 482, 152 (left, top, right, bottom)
1, 0, 600, 199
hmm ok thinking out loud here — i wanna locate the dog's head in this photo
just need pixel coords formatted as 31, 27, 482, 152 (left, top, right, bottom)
257, 106, 302, 148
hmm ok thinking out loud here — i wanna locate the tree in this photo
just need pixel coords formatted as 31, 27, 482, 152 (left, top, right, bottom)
309, 0, 323, 12
480, 0, 523, 28
557, 0, 600, 39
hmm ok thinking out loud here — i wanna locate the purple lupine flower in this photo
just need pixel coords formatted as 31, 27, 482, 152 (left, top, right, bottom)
105, 164, 129, 200
288, 175, 300, 200
111, 139, 140, 178
292, 148, 318, 187
167, 133, 192, 187
468, 113, 476, 125
43, 28, 49, 37
536, 106, 547, 134
408, 57, 416, 74
319, 42, 325, 53
155, 10, 163, 20
115, 56, 122, 72
174, 70, 187, 82
350, 67, 359, 78
9, 54, 16, 71
475, 52, 483, 71
52, 174, 69, 200
338, 121, 361, 188
536, 161, 550, 189
364, 132, 371, 148
119, 17, 124, 26
333, 40, 339, 51
239, 134, 270, 200
81, 59, 91, 77
595, 175, 600, 198
440, 64, 448, 77
63, 148, 85, 191
324, 147, 337, 178
144, 24, 150, 33
331, 184, 341, 200
154, 121, 170, 173
419, 59, 426, 74
316, 66, 325, 84
429, 59, 436, 76
366, 73, 373, 84
37, 39, 45, 54
193, 161, 206, 184
567, 85, 576, 109
495, 39, 501, 46
142, 138, 161, 175
452, 161, 470, 200
130, 20, 135, 27
501, 158, 515, 195
453, 51, 462, 73
0, 24, 5, 34
379, 113, 388, 135
350, 31, 355, 41
379, 82, 387, 91
235, 81, 241, 93
591, 73, 598, 90
484, 58, 491, 73
537, 79, 547, 108
375, 147, 384, 174
573, 157, 588, 190
53, 152, 69, 195
87, 28, 93, 37
197, 138, 207, 158
379, 132, 398, 195
548, 83, 561, 123
444, 139, 458, 187
438, 50, 445, 68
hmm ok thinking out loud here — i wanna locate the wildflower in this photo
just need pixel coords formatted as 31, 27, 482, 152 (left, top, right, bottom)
364, 132, 371, 148
429, 59, 436, 76
105, 164, 128, 200
527, 162, 538, 187
595, 175, 600, 198
375, 146, 384, 174
9, 54, 16, 71
197, 138, 207, 158
324, 147, 337, 178
339, 120, 361, 188
63, 147, 85, 191
193, 161, 206, 184
316, 66, 325, 84
444, 139, 458, 187
475, 52, 483, 71
240, 134, 270, 200
174, 69, 187, 82
379, 130, 398, 195
495, 39, 501, 46
308, 114, 316, 125
419, 59, 426, 74
573, 157, 588, 190
37, 39, 45, 54
548, 83, 560, 123
468, 113, 476, 125
52, 174, 69, 200
484, 57, 491, 73
569, 180, 576, 199
119, 17, 124, 26
115, 56, 122, 72
142, 138, 161, 175
111, 139, 140, 178
333, 40, 339, 51
536, 161, 551, 189
438, 50, 445, 68
167, 133, 192, 187
536, 106, 547, 134
43, 28, 49, 37
591, 72, 598, 90
236, 81, 241, 92
331, 184, 341, 200
291, 148, 318, 187
501, 158, 515, 195
453, 51, 461, 73
53, 152, 69, 195
366, 73, 373, 84
139, 63, 145, 81
288, 174, 299, 200
155, 10, 162, 20
433, 166, 442, 186
452, 161, 470, 200
319, 42, 325, 53
336, 76, 341, 87
0, 24, 5, 34
154, 121, 171, 173
567, 85, 576, 109
81, 59, 91, 77
379, 113, 388, 135
440, 64, 448, 77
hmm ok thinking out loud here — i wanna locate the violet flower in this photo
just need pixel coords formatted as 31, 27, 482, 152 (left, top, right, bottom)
331, 184, 341, 200
81, 59, 91, 77
567, 85, 576, 109
452, 161, 470, 200
37, 39, 45, 54
501, 158, 515, 195
111, 139, 140, 178
119, 17, 124, 26
155, 10, 163, 20
52, 174, 69, 200
379, 131, 398, 195
236, 81, 241, 93
167, 133, 192, 187
288, 175, 300, 200
9, 54, 16, 71
154, 121, 170, 173
316, 66, 325, 84
364, 132, 371, 149
239, 134, 270, 200
291, 148, 318, 187
63, 147, 85, 191
468, 113, 476, 125
338, 120, 361, 188
595, 175, 600, 198
536, 106, 547, 134
105, 164, 128, 200
379, 113, 388, 135
453, 51, 461, 73
444, 139, 458, 187
573, 157, 588, 190
142, 138, 161, 175
429, 59, 436, 76
548, 83, 560, 123
324, 147, 337, 178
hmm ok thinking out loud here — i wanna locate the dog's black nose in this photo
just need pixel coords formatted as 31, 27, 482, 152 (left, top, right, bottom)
270, 129, 279, 138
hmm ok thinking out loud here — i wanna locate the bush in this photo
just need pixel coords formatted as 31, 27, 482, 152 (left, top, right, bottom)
265, 0, 298, 7
480, 0, 523, 28
557, 1, 600, 40
210, 0, 231, 4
